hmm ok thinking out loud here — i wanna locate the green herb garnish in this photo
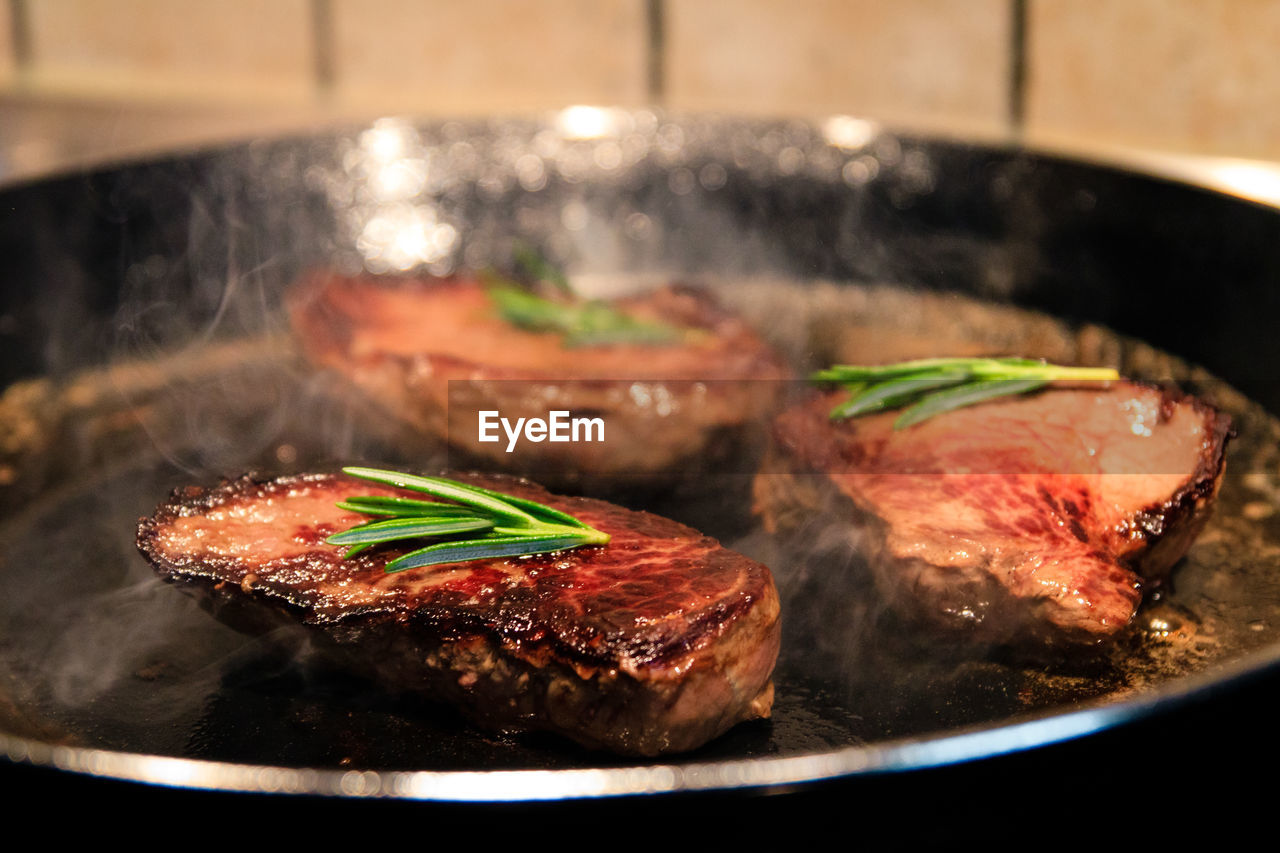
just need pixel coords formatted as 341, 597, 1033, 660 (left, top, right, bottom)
327, 467, 610, 573
812, 357, 1121, 429
481, 246, 686, 347
484, 282, 684, 347
512, 241, 573, 295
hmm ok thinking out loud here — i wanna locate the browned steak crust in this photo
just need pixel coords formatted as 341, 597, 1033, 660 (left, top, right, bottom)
138, 472, 780, 755
285, 274, 789, 480
754, 382, 1231, 646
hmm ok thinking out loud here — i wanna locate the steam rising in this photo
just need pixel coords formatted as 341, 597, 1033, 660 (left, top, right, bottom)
0, 469, 294, 745
96, 111, 931, 483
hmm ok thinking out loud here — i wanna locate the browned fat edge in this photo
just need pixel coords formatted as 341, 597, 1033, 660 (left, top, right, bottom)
1122, 397, 1232, 583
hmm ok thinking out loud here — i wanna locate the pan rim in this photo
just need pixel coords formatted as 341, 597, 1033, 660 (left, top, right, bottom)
3, 639, 1277, 800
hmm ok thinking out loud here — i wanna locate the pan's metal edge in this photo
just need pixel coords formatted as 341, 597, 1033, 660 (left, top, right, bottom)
3, 640, 1278, 801
1014, 135, 1280, 212
7, 106, 1275, 213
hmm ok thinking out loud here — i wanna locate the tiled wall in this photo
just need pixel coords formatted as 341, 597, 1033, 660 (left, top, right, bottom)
666, 0, 1010, 136
23, 0, 315, 102
329, 0, 649, 112
2, 0, 1278, 161
1026, 0, 1280, 161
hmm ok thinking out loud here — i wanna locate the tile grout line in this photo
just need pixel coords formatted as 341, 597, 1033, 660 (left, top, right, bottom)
311, 0, 335, 100
647, 0, 665, 103
1009, 0, 1027, 137
9, 0, 31, 84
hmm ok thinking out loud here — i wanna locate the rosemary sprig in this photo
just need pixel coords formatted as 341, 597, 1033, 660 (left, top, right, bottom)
483, 279, 684, 347
327, 467, 610, 573
512, 241, 573, 295
481, 245, 686, 347
812, 357, 1121, 429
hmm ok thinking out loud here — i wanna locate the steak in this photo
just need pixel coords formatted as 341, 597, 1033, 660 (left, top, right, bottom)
754, 382, 1231, 645
286, 273, 789, 482
138, 472, 780, 755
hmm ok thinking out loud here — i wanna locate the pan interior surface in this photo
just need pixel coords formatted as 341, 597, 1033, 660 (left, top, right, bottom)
2, 114, 1280, 798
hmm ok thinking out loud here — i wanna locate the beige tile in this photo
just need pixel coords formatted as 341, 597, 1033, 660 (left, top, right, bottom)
1028, 0, 1280, 160
0, 5, 13, 88
0, 94, 373, 183
27, 0, 314, 103
331, 0, 648, 113
667, 0, 1010, 136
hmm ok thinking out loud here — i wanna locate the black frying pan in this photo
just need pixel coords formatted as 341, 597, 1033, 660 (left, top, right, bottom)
2, 113, 1279, 814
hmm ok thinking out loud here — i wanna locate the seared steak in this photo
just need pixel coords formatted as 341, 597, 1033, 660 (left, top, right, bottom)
286, 274, 789, 481
755, 382, 1231, 645
138, 472, 780, 755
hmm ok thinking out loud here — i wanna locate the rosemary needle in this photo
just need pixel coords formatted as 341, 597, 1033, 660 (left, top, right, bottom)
480, 246, 686, 347
483, 280, 684, 347
327, 468, 610, 573
812, 357, 1121, 429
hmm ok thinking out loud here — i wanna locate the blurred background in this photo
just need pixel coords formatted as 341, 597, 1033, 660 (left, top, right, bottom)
1, 0, 1279, 190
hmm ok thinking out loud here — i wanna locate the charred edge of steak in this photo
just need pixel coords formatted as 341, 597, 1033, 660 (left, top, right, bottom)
167, 571, 777, 756
1119, 392, 1233, 583
136, 472, 771, 673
